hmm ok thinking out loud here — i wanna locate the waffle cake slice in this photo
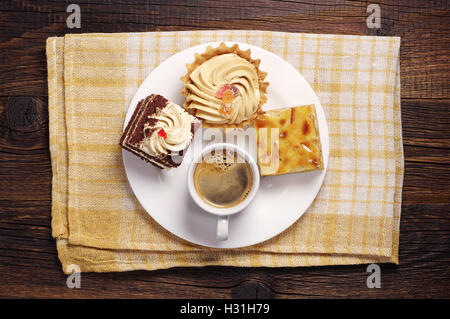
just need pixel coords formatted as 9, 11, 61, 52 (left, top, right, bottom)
120, 94, 197, 169
255, 104, 324, 176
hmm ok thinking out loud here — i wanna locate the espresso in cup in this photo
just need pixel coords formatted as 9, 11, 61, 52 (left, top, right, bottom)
193, 150, 253, 208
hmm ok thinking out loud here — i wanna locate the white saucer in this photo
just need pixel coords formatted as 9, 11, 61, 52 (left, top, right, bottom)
122, 42, 329, 248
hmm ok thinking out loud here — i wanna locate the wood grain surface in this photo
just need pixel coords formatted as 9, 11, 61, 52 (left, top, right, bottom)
0, 0, 449, 298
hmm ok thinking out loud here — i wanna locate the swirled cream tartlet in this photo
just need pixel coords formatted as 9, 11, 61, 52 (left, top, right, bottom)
120, 94, 197, 169
181, 43, 269, 126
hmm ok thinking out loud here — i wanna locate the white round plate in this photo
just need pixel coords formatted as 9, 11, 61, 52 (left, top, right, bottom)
122, 41, 329, 248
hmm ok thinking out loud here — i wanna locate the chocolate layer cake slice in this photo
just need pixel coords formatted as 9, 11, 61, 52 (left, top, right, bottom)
120, 94, 197, 169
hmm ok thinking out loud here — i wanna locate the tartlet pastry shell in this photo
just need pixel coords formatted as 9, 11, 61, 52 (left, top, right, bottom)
181, 42, 269, 127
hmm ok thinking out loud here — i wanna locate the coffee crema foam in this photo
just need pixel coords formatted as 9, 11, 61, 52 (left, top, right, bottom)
193, 150, 253, 208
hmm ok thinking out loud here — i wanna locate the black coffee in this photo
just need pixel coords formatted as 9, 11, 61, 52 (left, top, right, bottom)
193, 150, 253, 208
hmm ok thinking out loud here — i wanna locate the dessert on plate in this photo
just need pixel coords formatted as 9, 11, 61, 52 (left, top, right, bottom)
120, 94, 197, 169
255, 104, 324, 176
181, 42, 269, 126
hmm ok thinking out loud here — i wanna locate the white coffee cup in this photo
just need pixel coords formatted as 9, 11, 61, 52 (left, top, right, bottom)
187, 143, 260, 241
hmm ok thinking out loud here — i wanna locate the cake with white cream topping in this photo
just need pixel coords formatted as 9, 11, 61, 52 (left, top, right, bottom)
120, 94, 197, 169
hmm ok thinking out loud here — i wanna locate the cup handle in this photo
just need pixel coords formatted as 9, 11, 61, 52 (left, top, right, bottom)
217, 215, 229, 241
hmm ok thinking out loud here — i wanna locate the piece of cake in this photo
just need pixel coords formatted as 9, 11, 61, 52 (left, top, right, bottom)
254, 104, 324, 176
120, 94, 197, 169
181, 42, 269, 126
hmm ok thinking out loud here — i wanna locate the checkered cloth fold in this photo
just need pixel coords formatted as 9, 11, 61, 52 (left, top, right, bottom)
47, 30, 403, 273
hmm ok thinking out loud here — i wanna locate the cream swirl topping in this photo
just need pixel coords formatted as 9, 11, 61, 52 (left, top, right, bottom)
140, 102, 194, 157
185, 53, 260, 124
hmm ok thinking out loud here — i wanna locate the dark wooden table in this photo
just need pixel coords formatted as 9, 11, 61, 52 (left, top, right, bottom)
0, 0, 449, 298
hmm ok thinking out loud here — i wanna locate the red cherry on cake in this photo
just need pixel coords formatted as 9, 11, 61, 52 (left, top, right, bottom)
158, 128, 167, 139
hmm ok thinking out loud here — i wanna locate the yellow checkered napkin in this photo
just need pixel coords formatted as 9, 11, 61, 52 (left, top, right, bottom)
47, 30, 403, 273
